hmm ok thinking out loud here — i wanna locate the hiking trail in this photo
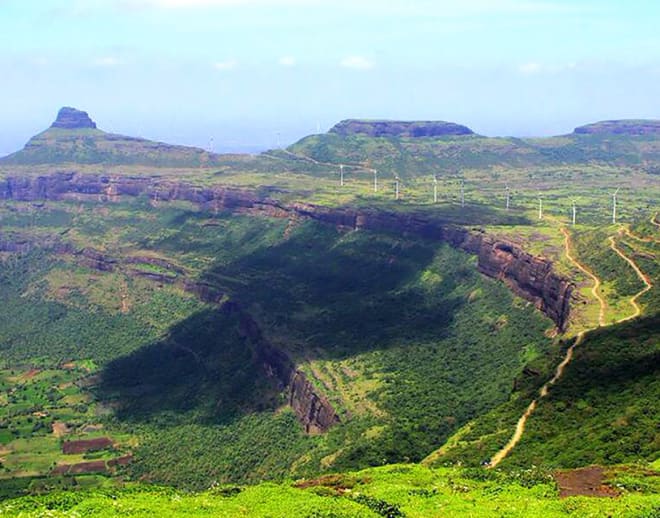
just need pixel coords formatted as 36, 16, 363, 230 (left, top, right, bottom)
488, 225, 652, 468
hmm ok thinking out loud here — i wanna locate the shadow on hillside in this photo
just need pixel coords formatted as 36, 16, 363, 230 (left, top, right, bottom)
96, 307, 281, 424
554, 313, 660, 393
198, 219, 469, 360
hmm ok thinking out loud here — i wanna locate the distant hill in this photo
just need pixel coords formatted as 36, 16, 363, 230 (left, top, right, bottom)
329, 119, 475, 137
573, 119, 660, 135
0, 107, 227, 167
288, 118, 660, 177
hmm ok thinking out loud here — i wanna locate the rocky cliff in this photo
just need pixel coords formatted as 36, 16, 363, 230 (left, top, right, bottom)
329, 119, 475, 138
288, 372, 340, 434
0, 230, 340, 434
51, 107, 97, 129
0, 173, 573, 330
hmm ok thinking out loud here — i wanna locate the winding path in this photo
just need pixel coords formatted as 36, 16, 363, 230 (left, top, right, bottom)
608, 234, 653, 322
488, 225, 653, 468
652, 212, 660, 228
560, 227, 607, 328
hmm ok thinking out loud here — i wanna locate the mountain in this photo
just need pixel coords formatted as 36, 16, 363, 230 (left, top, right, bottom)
329, 119, 475, 137
573, 119, 660, 135
0, 107, 225, 167
289, 118, 660, 177
0, 111, 658, 515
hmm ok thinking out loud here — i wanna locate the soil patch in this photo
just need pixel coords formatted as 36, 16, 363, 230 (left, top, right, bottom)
62, 437, 113, 454
52, 421, 70, 437
555, 466, 619, 498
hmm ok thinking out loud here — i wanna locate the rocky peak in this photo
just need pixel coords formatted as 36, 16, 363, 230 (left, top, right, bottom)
329, 119, 475, 138
50, 107, 97, 130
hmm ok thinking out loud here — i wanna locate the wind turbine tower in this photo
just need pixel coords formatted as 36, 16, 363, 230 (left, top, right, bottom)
538, 192, 543, 220
505, 184, 510, 210
395, 176, 400, 200
460, 179, 465, 208
340, 164, 344, 187
572, 200, 577, 225
373, 169, 378, 193
612, 188, 620, 224
433, 175, 438, 203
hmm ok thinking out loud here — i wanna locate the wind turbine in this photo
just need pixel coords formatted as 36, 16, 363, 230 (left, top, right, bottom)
538, 192, 543, 220
572, 199, 577, 225
395, 176, 401, 200
433, 174, 439, 203
611, 188, 620, 224
339, 164, 344, 187
460, 179, 465, 208
505, 184, 511, 211
208, 137, 215, 153
373, 169, 378, 193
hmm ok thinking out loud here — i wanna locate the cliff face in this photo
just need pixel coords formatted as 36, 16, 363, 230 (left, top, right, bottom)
288, 372, 340, 434
0, 173, 574, 331
0, 230, 340, 435
329, 119, 475, 138
51, 107, 97, 129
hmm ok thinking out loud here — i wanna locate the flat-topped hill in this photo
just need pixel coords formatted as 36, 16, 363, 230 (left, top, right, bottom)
0, 107, 224, 167
573, 119, 660, 135
329, 119, 475, 137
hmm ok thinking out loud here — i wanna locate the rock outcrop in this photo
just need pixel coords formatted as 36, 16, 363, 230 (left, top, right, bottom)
289, 371, 340, 434
51, 107, 97, 130
573, 120, 660, 136
329, 119, 475, 138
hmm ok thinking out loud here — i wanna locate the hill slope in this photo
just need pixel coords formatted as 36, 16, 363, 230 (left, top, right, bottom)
0, 107, 226, 167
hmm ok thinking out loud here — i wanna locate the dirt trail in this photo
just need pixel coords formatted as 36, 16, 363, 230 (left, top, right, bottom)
119, 278, 130, 314
265, 149, 377, 173
652, 212, 660, 228
608, 234, 653, 322
560, 227, 607, 327
623, 227, 660, 244
489, 331, 585, 468
488, 227, 654, 468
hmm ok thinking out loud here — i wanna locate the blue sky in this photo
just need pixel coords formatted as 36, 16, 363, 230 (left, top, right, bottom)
1, 0, 659, 153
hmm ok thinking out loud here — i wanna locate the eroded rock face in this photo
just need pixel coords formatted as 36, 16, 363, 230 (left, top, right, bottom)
289, 371, 340, 434
329, 119, 475, 138
51, 107, 97, 130
0, 174, 574, 331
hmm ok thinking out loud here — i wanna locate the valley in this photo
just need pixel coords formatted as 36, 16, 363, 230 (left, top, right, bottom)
0, 111, 658, 515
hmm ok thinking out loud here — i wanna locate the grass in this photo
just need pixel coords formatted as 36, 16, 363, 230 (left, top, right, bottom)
0, 463, 658, 517
0, 365, 134, 481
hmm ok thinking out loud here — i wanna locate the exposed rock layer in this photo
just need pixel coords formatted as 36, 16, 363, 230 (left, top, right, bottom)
51, 107, 97, 130
0, 173, 573, 330
0, 229, 339, 434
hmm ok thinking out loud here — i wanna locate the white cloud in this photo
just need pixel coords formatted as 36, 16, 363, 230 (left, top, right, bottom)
339, 56, 374, 70
213, 59, 238, 71
519, 62, 542, 75
117, 0, 580, 13
518, 62, 582, 75
278, 56, 296, 67
92, 56, 125, 67
123, 0, 314, 7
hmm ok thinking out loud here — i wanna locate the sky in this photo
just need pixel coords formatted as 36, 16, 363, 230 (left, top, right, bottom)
1, 0, 660, 154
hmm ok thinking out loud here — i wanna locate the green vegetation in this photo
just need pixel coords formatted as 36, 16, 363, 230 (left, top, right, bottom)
1, 464, 658, 517
0, 121, 659, 514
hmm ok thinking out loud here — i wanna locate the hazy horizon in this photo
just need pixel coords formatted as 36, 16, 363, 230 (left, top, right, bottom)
2, 0, 660, 154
